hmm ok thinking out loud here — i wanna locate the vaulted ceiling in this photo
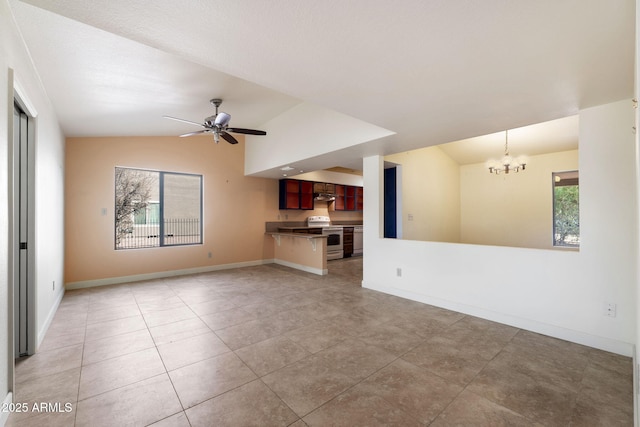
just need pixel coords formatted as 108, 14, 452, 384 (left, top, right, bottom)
9, 0, 635, 176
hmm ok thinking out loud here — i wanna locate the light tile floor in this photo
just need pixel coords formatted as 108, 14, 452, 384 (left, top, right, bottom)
7, 257, 633, 426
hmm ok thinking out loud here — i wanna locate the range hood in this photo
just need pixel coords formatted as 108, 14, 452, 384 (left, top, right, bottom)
314, 192, 336, 201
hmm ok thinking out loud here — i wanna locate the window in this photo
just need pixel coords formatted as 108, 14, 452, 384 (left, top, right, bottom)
115, 167, 202, 249
553, 170, 579, 247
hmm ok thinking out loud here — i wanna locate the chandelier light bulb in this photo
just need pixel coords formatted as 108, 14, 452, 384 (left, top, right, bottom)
485, 159, 498, 172
517, 155, 528, 169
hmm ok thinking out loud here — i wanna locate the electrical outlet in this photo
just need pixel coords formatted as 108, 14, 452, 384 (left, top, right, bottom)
396, 268, 402, 277
604, 302, 617, 317
408, 214, 414, 221
208, 252, 212, 258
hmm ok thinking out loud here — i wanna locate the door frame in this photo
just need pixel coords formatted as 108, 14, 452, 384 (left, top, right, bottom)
9, 73, 37, 360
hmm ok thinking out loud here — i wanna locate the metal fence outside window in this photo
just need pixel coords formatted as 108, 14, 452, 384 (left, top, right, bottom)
116, 217, 201, 249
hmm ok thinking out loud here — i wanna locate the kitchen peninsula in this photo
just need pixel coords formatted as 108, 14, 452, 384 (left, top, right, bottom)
266, 230, 328, 275
266, 217, 362, 275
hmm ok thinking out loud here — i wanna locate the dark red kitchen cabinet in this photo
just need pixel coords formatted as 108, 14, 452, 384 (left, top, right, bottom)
334, 185, 345, 210
279, 179, 314, 210
300, 181, 314, 209
355, 186, 364, 211
345, 186, 356, 211
334, 185, 363, 211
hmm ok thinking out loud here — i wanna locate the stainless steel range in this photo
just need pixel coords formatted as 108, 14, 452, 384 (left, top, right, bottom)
307, 216, 343, 260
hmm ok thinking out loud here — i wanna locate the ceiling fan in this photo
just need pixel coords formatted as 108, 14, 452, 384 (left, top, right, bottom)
164, 98, 267, 144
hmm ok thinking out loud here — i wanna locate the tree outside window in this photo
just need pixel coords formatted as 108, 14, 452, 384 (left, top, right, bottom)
115, 168, 157, 246
553, 171, 579, 247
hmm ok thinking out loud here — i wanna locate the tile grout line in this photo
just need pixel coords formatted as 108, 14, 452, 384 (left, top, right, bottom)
73, 297, 91, 427
133, 283, 192, 426
427, 324, 526, 425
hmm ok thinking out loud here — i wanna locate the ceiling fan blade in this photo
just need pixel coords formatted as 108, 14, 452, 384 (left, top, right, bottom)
214, 112, 231, 127
164, 116, 205, 127
220, 132, 239, 145
226, 127, 267, 136
180, 130, 209, 137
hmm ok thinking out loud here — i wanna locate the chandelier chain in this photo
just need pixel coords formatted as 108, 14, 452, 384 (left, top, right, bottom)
504, 130, 509, 155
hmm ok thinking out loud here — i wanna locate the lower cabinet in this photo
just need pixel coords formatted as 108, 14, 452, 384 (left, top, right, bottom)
343, 227, 353, 257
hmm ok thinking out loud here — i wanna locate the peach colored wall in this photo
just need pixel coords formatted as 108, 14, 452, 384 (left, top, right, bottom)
65, 135, 279, 284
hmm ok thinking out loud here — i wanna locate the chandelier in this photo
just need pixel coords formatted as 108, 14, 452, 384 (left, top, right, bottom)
486, 130, 527, 174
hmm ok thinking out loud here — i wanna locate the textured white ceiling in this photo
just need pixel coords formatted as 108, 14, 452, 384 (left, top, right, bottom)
9, 0, 635, 177
9, 0, 302, 138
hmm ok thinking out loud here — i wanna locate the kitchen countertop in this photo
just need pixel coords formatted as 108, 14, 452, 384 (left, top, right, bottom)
276, 225, 362, 230
265, 221, 363, 232
267, 231, 327, 238
276, 226, 317, 231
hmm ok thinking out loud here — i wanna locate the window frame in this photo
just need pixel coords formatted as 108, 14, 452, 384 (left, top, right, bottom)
552, 170, 579, 249
114, 167, 203, 250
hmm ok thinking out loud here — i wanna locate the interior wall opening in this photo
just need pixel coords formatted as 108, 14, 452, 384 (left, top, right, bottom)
383, 116, 579, 250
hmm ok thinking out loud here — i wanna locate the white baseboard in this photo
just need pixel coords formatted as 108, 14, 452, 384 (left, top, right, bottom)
363, 281, 634, 357
1, 392, 13, 426
633, 346, 638, 427
274, 259, 328, 276
37, 289, 65, 350
65, 259, 275, 290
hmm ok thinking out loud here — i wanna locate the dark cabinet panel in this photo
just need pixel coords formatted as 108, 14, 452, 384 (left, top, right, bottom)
284, 180, 299, 209
279, 179, 315, 210
334, 185, 363, 211
343, 226, 354, 257
300, 181, 314, 210
334, 185, 345, 210
345, 186, 355, 211
356, 187, 364, 211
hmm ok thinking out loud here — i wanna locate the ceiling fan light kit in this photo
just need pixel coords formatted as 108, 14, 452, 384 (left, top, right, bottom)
486, 130, 527, 175
163, 98, 266, 144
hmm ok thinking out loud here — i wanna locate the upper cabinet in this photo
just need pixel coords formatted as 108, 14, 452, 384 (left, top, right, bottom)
356, 186, 364, 211
334, 184, 363, 211
279, 179, 314, 210
313, 182, 336, 194
345, 185, 355, 210
334, 185, 345, 210
279, 179, 363, 211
